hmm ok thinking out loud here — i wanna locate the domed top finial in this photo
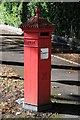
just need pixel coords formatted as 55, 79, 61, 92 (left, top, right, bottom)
35, 6, 40, 17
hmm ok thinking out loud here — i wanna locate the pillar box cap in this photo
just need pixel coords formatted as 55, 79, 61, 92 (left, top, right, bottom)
20, 7, 55, 31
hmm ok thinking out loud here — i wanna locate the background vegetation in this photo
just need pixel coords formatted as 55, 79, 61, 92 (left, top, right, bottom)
0, 1, 80, 39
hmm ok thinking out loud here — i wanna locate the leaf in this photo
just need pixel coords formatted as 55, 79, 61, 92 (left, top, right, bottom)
16, 112, 21, 115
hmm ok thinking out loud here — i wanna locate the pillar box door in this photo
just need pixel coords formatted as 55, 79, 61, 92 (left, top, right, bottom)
20, 7, 55, 111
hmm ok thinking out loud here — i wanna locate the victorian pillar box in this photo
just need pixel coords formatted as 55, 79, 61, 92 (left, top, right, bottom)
20, 7, 55, 111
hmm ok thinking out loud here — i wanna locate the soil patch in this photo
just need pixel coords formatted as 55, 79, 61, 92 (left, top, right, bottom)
55, 54, 80, 64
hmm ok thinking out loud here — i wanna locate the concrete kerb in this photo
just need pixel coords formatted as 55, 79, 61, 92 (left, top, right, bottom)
51, 55, 80, 66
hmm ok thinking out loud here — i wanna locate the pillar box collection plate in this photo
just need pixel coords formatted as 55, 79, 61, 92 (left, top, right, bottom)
20, 7, 55, 111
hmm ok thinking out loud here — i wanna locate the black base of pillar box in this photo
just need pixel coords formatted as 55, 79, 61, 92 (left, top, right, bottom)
23, 102, 52, 112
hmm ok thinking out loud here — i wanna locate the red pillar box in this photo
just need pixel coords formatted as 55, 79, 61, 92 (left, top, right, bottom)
20, 7, 55, 111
